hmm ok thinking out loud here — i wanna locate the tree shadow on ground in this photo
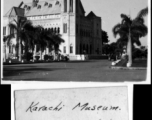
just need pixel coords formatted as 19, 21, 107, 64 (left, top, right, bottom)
3, 65, 72, 79
132, 60, 147, 67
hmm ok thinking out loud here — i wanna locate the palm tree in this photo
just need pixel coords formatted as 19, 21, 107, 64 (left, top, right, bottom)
3, 36, 8, 62
113, 7, 148, 67
43, 30, 64, 53
3, 32, 17, 62
32, 27, 64, 61
7, 17, 34, 62
51, 33, 65, 53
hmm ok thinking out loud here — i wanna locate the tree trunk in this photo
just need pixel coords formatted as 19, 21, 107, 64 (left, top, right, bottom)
3, 43, 6, 62
40, 45, 42, 60
33, 45, 37, 61
46, 47, 49, 54
127, 29, 132, 67
18, 39, 22, 61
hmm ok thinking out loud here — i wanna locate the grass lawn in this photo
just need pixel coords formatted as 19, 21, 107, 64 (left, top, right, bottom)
132, 59, 147, 67
2, 60, 147, 82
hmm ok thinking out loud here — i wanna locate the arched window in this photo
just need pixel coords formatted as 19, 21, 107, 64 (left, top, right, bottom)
3, 27, 6, 35
37, 5, 41, 9
80, 44, 82, 54
27, 6, 31, 11
76, 0, 78, 13
70, 45, 73, 53
76, 24, 78, 34
56, 1, 60, 5
63, 23, 67, 33
83, 30, 86, 37
48, 4, 52, 8
90, 45, 92, 54
80, 29, 82, 36
70, 0, 73, 12
86, 44, 88, 54
10, 28, 14, 35
44, 2, 48, 6
24, 5, 27, 9
83, 44, 85, 53
64, 0, 67, 12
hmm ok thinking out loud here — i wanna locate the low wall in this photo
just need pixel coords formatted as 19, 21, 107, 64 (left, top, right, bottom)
69, 55, 108, 60
69, 55, 87, 61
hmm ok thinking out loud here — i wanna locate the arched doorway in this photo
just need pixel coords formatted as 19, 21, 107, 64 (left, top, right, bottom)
80, 44, 82, 54
90, 45, 92, 54
86, 44, 88, 54
83, 44, 85, 54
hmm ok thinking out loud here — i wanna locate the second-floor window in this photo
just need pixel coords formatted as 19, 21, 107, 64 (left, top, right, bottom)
64, 46, 66, 53
69, 0, 73, 12
10, 28, 15, 35
64, 0, 67, 12
63, 23, 67, 33
76, 24, 78, 34
97, 29, 99, 36
3, 27, 6, 35
70, 46, 73, 53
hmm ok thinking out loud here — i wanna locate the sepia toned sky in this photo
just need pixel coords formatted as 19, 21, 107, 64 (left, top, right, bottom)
3, 0, 149, 46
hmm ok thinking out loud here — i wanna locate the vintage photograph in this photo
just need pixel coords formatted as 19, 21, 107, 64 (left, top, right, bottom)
1, 0, 150, 82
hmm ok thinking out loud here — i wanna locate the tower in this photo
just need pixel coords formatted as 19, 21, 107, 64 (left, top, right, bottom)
60, 0, 77, 57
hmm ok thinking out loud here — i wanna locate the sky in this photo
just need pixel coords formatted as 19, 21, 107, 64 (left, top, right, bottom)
3, 0, 149, 46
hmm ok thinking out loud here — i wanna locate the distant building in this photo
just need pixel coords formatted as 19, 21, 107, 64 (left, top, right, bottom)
3, 0, 102, 60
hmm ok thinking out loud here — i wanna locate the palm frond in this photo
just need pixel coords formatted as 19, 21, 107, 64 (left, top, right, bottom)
8, 23, 18, 30
112, 23, 121, 37
131, 22, 148, 37
5, 33, 16, 46
137, 7, 148, 18
131, 36, 141, 46
133, 17, 145, 24
3, 36, 8, 42
121, 14, 132, 26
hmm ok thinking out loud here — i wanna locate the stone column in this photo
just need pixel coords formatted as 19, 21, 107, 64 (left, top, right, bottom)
18, 40, 22, 61
33, 45, 37, 60
40, 49, 42, 60
13, 45, 16, 58
3, 43, 6, 62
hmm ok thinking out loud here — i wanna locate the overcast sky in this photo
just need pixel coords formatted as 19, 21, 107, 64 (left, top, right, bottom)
3, 0, 149, 46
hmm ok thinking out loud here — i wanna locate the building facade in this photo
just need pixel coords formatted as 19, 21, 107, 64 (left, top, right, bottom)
3, 0, 102, 60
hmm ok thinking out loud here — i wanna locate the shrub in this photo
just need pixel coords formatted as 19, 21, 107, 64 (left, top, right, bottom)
35, 56, 40, 61
8, 53, 14, 59
22, 52, 33, 61
48, 56, 53, 61
44, 55, 49, 61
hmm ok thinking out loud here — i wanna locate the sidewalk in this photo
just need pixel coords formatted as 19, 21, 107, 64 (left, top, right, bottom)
110, 66, 147, 70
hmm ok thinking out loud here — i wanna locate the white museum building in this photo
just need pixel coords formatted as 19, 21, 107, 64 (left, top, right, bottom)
3, 0, 102, 61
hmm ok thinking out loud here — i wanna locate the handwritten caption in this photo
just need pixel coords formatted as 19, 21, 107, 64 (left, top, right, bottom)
26, 102, 121, 112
